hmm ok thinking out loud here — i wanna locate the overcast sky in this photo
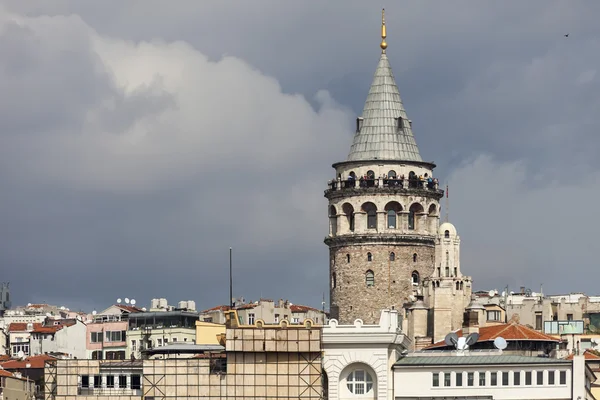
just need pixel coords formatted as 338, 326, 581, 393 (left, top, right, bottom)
1, 1, 599, 313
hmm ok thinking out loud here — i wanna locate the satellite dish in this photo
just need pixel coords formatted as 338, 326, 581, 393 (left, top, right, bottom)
117, 298, 122, 304
125, 298, 130, 304
465, 333, 480, 347
142, 307, 147, 311
510, 291, 514, 295
444, 332, 459, 347
130, 299, 136, 305
501, 291, 506, 297
92, 310, 97, 315
27, 303, 32, 307
60, 306, 65, 310
17, 351, 25, 359
488, 290, 495, 298
494, 336, 507, 350
457, 337, 467, 350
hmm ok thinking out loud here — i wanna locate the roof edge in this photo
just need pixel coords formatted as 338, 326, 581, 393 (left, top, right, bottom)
332, 159, 436, 170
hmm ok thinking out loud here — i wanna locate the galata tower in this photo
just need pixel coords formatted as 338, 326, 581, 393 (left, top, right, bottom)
325, 10, 444, 324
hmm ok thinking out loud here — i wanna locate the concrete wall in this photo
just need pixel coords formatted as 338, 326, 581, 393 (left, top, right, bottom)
127, 327, 196, 358
31, 321, 87, 359
195, 321, 225, 345
0, 373, 36, 400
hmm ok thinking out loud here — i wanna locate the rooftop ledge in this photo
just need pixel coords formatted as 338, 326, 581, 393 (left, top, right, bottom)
325, 178, 444, 200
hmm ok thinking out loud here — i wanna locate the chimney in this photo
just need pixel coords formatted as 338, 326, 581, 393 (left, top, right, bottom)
520, 286, 526, 295
463, 299, 484, 335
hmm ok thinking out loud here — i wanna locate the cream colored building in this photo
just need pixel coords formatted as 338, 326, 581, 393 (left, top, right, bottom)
195, 321, 225, 345
0, 369, 36, 400
200, 299, 326, 325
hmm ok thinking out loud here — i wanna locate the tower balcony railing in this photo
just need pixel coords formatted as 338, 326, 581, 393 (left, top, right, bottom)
326, 178, 443, 195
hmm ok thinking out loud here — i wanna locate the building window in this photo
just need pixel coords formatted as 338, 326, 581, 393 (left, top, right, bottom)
91, 350, 103, 360
106, 331, 125, 342
411, 271, 420, 286
549, 370, 555, 385
346, 254, 350, 263
535, 312, 542, 330
332, 273, 336, 289
559, 370, 566, 385
118, 375, 127, 388
390, 252, 395, 261
491, 372, 497, 386
413, 253, 417, 263
366, 270, 374, 287
502, 371, 509, 386
131, 340, 136, 351
467, 372, 474, 386
479, 372, 486, 386
567, 314, 573, 321
292, 317, 300, 323
525, 371, 532, 385
93, 375, 101, 388
444, 230, 450, 238
387, 210, 396, 228
157, 338, 163, 347
131, 375, 141, 390
367, 252, 372, 262
536, 371, 543, 385
346, 369, 373, 394
456, 372, 463, 386
275, 314, 280, 323
91, 332, 103, 343
107, 375, 115, 388
444, 372, 451, 387
248, 313, 255, 325
487, 310, 501, 321
81, 375, 89, 388
432, 373, 439, 387
514, 371, 521, 385
363, 203, 377, 229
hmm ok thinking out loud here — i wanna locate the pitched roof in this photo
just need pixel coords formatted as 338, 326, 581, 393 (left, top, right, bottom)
426, 322, 559, 349
290, 304, 320, 313
8, 323, 60, 334
394, 354, 571, 367
1, 354, 56, 369
346, 52, 423, 163
115, 305, 143, 313
201, 305, 231, 313
566, 350, 600, 360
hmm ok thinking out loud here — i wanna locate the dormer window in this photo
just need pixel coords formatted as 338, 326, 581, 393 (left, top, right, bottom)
396, 117, 404, 130
356, 117, 364, 132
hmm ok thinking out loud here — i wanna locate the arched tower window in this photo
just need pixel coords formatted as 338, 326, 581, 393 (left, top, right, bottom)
362, 202, 377, 230
444, 230, 450, 238
408, 171, 418, 188
411, 271, 420, 286
390, 252, 395, 261
445, 251, 450, 277
329, 205, 337, 236
408, 203, 423, 230
366, 170, 375, 187
456, 281, 460, 290
346, 254, 350, 263
367, 252, 372, 262
413, 253, 417, 263
332, 273, 337, 289
346, 368, 374, 394
460, 281, 464, 290
387, 170, 396, 178
385, 201, 402, 229
343, 203, 355, 232
366, 270, 374, 287
428, 204, 437, 216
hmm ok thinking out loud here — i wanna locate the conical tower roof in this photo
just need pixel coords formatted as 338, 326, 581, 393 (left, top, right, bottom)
346, 12, 423, 163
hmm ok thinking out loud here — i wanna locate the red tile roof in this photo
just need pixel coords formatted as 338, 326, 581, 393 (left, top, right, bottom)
0, 355, 11, 362
1, 354, 56, 369
427, 322, 559, 349
8, 321, 75, 334
566, 350, 600, 360
115, 305, 143, 313
290, 304, 320, 313
201, 305, 231, 313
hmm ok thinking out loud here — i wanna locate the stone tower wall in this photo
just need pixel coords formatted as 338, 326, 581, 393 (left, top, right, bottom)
329, 241, 435, 324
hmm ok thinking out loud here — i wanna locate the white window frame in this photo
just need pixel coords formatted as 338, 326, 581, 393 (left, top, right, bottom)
248, 313, 255, 325
346, 369, 373, 394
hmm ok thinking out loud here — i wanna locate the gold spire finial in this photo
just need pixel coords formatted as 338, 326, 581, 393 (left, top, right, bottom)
380, 8, 387, 52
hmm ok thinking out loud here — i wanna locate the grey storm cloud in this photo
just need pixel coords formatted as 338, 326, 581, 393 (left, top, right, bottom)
0, 1, 599, 312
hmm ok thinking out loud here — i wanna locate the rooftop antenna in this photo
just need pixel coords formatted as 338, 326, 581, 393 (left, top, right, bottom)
321, 293, 326, 315
229, 247, 233, 309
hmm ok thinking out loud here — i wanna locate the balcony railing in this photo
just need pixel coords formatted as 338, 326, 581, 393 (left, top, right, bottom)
326, 178, 443, 194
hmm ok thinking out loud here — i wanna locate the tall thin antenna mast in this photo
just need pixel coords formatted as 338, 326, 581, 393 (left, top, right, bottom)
229, 247, 233, 309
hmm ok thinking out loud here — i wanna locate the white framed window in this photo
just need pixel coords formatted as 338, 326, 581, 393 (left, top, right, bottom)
292, 318, 300, 323
275, 314, 280, 323
347, 369, 373, 394
487, 310, 501, 321
248, 313, 255, 325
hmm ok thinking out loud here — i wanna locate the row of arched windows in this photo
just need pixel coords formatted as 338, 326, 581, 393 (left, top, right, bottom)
329, 202, 437, 232
345, 252, 418, 263
331, 270, 421, 288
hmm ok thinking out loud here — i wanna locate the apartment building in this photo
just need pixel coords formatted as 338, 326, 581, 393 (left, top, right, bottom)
86, 304, 142, 360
